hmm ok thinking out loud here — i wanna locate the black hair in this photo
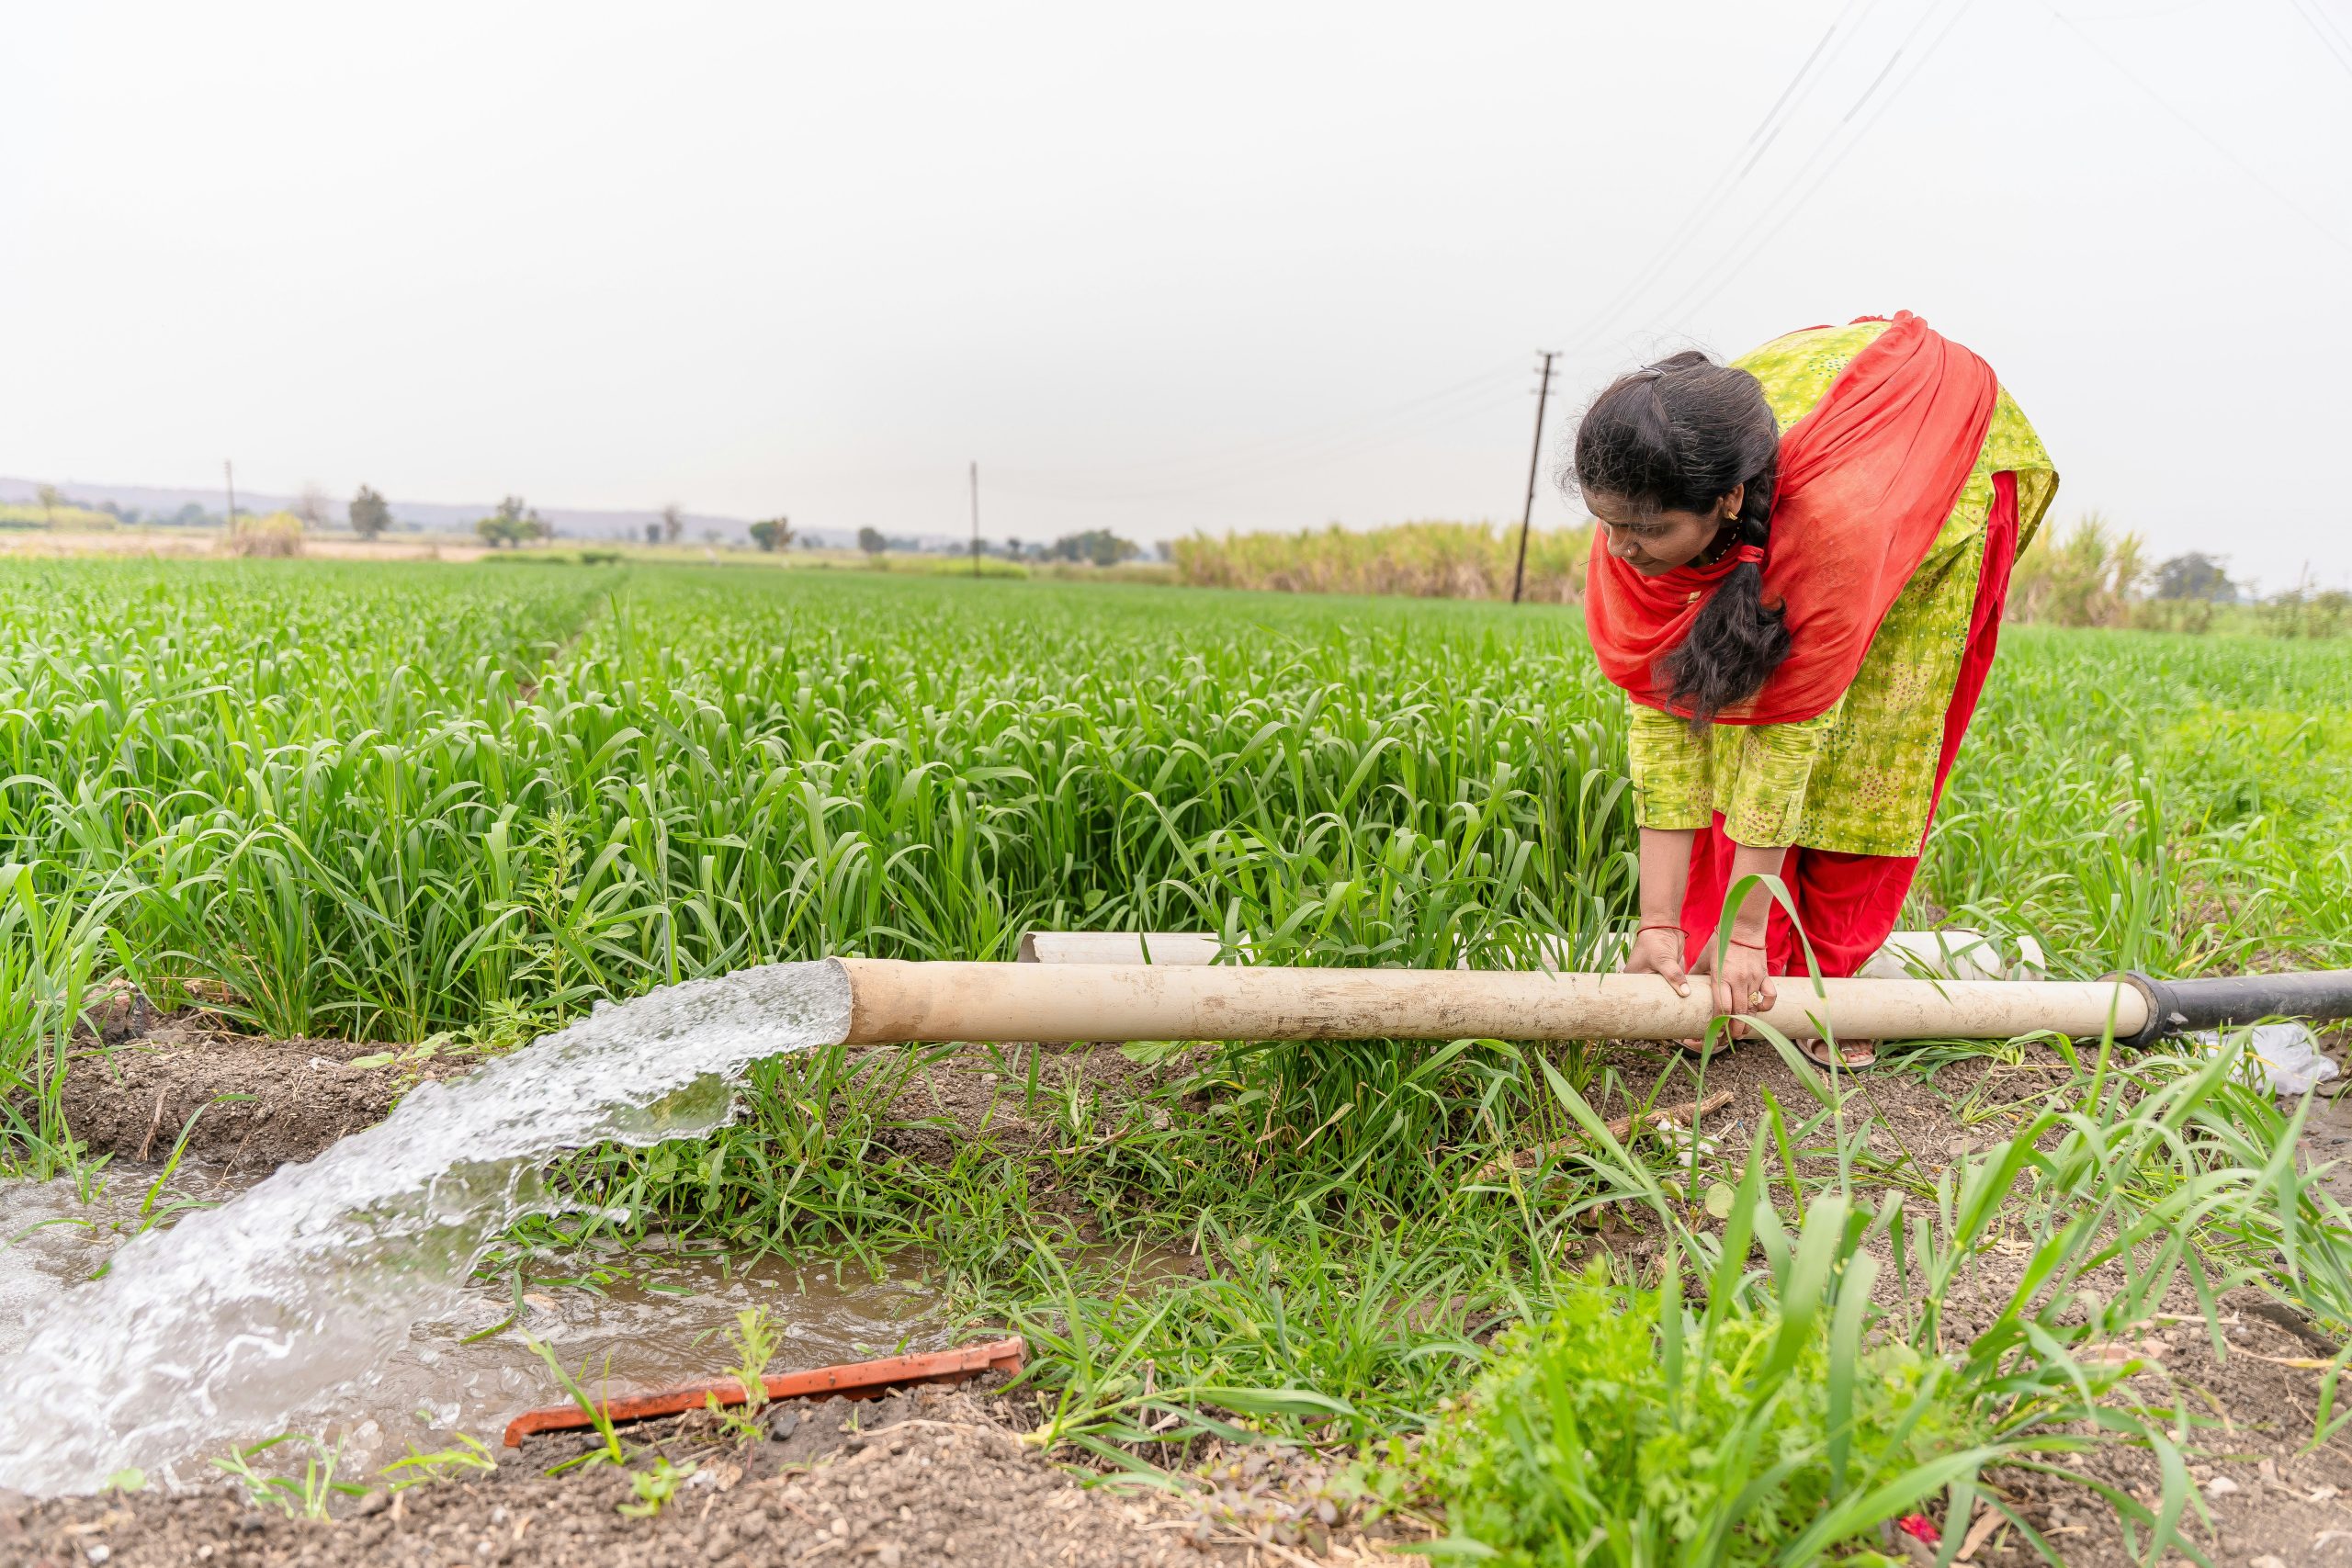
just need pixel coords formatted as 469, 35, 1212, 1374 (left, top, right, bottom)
1567, 348, 1789, 727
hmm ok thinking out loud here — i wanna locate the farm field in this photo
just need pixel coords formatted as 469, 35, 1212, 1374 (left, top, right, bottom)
2, 558, 2350, 1566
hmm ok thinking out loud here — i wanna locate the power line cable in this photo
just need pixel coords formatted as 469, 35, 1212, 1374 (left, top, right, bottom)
2281, 0, 2352, 80
1552, 0, 1885, 359
2048, 2, 2352, 256
1665, 0, 1976, 327
2288, 0, 2352, 51
1643, 0, 1969, 332
984, 1, 1971, 514
1555, 0, 1878, 357
1130, 365, 1529, 474
2063, 0, 2215, 17
1001, 386, 1533, 503
1104, 0, 1888, 504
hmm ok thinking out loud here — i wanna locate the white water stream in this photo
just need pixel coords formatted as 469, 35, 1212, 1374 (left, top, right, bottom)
0, 959, 855, 1495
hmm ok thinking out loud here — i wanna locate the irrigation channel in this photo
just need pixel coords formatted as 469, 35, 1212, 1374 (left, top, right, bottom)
0, 961, 865, 1495
5, 947, 2351, 1500
0, 1171, 945, 1482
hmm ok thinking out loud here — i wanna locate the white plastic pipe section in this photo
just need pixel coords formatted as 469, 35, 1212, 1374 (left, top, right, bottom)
834, 958, 2148, 1044
1015, 929, 2048, 982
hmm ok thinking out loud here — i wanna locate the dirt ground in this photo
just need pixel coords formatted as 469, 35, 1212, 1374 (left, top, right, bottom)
0, 1382, 1274, 1568
27, 1016, 2352, 1565
57, 999, 474, 1170
1932, 1280, 2352, 1567
52, 995, 1188, 1178
0, 1373, 1407, 1568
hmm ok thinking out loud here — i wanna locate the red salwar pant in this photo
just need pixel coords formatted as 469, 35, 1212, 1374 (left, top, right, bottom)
1675, 472, 2021, 979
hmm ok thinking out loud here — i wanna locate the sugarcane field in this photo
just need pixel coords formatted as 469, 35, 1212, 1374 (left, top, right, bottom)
5, 7, 2349, 1568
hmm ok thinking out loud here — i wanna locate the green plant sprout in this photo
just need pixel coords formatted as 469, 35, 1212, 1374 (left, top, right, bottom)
700, 1305, 784, 1443
210, 1434, 363, 1521
378, 1433, 497, 1493
526, 1338, 628, 1474
616, 1455, 695, 1518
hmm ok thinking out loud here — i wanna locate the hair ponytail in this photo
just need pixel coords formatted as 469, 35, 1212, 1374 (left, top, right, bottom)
1567, 350, 1790, 727
1660, 460, 1786, 727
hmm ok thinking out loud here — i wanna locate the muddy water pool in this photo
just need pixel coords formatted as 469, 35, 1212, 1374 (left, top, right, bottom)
0, 1163, 951, 1489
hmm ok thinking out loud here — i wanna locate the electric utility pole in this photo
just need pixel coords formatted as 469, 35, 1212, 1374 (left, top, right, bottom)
1510, 350, 1558, 605
223, 459, 238, 527
969, 460, 980, 578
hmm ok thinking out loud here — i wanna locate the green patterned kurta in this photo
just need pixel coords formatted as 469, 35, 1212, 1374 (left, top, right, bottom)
1626, 321, 2059, 857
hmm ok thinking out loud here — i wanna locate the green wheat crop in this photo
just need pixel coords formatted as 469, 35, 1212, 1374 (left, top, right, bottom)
0, 558, 2345, 1174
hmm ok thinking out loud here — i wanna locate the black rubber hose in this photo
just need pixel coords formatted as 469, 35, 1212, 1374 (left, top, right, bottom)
2114, 969, 2352, 1049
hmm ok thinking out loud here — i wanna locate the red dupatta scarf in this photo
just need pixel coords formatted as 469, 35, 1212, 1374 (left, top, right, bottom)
1583, 312, 1998, 726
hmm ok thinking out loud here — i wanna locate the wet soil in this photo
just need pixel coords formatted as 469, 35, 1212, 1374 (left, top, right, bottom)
56, 1001, 473, 1171
16, 1291, 2343, 1566
54, 1008, 1189, 1179
0, 1160, 956, 1491
0, 1384, 1251, 1568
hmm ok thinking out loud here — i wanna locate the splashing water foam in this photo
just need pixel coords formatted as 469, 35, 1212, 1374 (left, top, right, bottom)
0, 959, 854, 1495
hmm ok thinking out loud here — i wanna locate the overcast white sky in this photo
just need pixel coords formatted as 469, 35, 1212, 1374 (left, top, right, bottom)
6, 0, 2348, 585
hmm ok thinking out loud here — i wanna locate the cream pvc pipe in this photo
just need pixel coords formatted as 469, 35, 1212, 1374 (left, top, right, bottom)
833, 958, 2148, 1045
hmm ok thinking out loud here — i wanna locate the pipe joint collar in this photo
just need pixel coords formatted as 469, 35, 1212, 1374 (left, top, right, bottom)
2109, 971, 2183, 1049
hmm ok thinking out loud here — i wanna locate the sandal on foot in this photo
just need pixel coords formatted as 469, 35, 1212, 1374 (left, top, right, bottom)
1798, 1037, 1876, 1070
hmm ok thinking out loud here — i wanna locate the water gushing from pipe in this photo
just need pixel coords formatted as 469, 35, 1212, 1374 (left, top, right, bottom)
0, 960, 853, 1495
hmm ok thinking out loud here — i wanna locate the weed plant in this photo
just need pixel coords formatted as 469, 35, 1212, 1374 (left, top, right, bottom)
379, 1433, 497, 1492
1419, 1259, 1990, 1567
702, 1305, 784, 1441
526, 1339, 630, 1473
210, 1433, 363, 1520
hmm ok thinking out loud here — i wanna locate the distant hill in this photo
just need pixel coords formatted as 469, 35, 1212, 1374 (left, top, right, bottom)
0, 476, 884, 550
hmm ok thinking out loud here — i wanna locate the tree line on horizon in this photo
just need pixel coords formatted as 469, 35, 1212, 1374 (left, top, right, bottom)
7, 481, 2336, 636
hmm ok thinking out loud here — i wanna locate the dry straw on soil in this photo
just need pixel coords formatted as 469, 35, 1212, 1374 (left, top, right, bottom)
1173, 520, 1594, 603
217, 511, 307, 558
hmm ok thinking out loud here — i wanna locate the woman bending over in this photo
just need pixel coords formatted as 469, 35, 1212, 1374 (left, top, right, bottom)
1573, 313, 2056, 1066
